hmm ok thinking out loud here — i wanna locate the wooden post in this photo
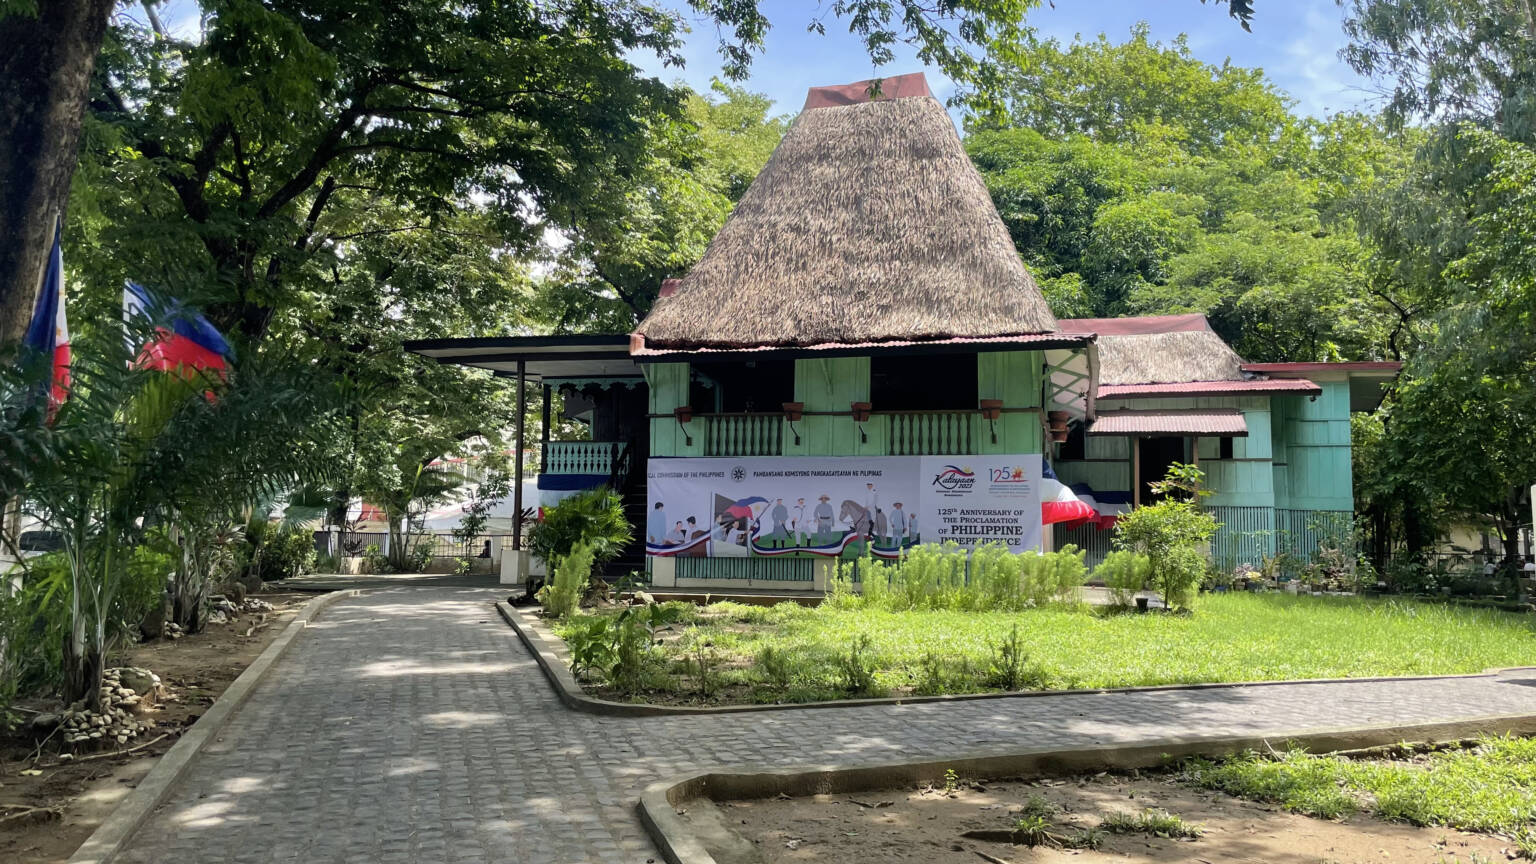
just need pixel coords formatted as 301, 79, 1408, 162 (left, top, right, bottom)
1132, 436, 1141, 508
512, 360, 526, 551
1190, 437, 1199, 470
539, 383, 551, 474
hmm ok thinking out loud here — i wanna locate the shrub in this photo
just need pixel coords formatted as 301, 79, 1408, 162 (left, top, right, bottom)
837, 633, 880, 695
538, 541, 594, 618
1112, 464, 1219, 611
756, 645, 794, 689
1096, 550, 1152, 606
1019, 545, 1087, 607
243, 522, 318, 581
987, 623, 1049, 690
847, 542, 1089, 612
527, 487, 632, 572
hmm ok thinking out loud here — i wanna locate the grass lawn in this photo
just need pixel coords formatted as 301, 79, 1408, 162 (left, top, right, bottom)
553, 592, 1536, 705
1183, 736, 1536, 846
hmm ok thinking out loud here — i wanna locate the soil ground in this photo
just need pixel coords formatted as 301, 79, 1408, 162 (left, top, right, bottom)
0, 592, 308, 864
725, 771, 1517, 864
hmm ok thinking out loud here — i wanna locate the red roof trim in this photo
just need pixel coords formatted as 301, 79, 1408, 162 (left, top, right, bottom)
1098, 379, 1322, 399
1241, 362, 1402, 374
802, 72, 934, 110
630, 331, 1095, 358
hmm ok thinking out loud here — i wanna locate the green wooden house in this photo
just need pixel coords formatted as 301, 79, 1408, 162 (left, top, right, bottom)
407, 72, 1396, 591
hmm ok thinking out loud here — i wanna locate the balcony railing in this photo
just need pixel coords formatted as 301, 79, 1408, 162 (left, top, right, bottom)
702, 413, 784, 457
884, 410, 975, 455
689, 410, 985, 456
545, 440, 626, 475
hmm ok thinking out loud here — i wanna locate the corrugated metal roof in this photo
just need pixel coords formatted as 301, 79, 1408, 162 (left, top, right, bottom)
1098, 379, 1321, 399
1240, 362, 1402, 374
630, 331, 1095, 358
1089, 409, 1248, 437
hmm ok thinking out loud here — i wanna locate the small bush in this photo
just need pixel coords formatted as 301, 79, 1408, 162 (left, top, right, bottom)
847, 542, 1089, 612
837, 633, 880, 695
527, 486, 632, 570
538, 541, 594, 618
1101, 808, 1203, 838
1113, 464, 1219, 611
246, 523, 318, 581
987, 623, 1048, 691
1096, 550, 1151, 606
756, 645, 794, 689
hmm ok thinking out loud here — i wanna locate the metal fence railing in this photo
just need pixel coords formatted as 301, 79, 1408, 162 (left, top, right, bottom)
315, 530, 518, 559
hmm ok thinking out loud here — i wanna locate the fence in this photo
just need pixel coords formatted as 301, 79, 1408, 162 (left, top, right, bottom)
316, 530, 517, 560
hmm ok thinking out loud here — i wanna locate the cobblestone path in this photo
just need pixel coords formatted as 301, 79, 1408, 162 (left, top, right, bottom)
115, 588, 1536, 864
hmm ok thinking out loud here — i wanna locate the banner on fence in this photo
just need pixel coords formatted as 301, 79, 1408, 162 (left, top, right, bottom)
645, 455, 1041, 558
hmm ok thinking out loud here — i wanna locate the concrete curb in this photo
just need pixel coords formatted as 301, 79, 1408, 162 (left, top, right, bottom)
639, 713, 1536, 864
498, 600, 1536, 717
68, 589, 357, 864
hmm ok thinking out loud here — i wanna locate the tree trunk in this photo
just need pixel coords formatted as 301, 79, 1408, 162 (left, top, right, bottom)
0, 0, 116, 346
62, 608, 101, 709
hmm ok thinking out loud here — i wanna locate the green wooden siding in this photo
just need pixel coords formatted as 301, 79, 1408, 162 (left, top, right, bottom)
1271, 380, 1353, 512
977, 351, 1043, 454
645, 362, 702, 457
787, 357, 877, 456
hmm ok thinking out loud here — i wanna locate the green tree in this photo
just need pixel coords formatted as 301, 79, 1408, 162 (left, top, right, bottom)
1342, 0, 1536, 143
532, 82, 788, 331
970, 24, 1292, 151
966, 30, 1403, 359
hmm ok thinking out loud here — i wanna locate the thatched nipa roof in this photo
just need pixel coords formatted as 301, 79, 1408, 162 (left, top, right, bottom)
633, 73, 1058, 351
1058, 314, 1246, 386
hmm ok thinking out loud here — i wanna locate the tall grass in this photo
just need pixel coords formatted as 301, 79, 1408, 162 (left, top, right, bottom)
832, 541, 1087, 612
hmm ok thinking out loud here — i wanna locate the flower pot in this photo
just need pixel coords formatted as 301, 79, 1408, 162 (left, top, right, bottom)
979, 398, 1004, 421
781, 402, 804, 422
673, 406, 693, 424
850, 402, 872, 422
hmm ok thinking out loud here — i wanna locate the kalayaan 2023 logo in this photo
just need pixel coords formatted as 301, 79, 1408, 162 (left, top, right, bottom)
930, 464, 976, 492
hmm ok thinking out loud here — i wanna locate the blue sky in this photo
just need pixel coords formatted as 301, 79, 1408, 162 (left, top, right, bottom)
154, 0, 1377, 121
634, 0, 1378, 121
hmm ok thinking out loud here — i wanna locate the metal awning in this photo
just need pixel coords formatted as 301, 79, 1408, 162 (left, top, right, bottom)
402, 334, 640, 380
1089, 409, 1248, 437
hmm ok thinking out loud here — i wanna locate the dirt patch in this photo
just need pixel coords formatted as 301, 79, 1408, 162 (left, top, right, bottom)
0, 592, 310, 864
723, 771, 1516, 864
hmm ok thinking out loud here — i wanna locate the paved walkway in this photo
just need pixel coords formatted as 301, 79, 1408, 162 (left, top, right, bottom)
116, 588, 1536, 864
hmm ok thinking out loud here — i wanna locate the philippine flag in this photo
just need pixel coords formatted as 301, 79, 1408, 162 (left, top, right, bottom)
23, 225, 70, 415
123, 282, 232, 376
1040, 461, 1098, 527
1068, 483, 1133, 530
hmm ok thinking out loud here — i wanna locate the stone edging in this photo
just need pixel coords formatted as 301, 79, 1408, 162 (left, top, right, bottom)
638, 713, 1536, 864
68, 589, 357, 864
497, 600, 1536, 717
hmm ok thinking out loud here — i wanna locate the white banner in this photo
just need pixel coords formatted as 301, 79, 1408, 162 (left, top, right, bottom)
645, 455, 1041, 558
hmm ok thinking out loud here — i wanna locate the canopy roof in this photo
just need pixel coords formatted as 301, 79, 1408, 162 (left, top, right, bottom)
403, 335, 639, 381
633, 72, 1060, 353
1089, 409, 1249, 437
